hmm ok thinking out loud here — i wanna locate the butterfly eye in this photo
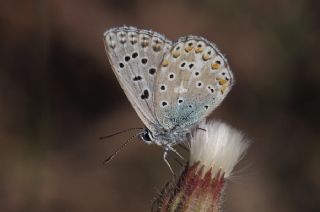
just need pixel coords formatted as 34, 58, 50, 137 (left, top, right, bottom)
141, 132, 152, 142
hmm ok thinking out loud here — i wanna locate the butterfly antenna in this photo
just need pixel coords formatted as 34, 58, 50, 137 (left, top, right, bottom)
103, 134, 139, 165
99, 127, 143, 140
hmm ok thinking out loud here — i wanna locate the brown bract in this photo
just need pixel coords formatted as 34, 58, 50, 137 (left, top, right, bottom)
153, 162, 225, 212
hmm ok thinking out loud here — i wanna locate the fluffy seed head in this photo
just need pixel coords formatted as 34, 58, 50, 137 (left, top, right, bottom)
190, 121, 249, 178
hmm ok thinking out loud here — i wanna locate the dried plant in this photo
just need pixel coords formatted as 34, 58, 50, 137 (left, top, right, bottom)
153, 121, 249, 212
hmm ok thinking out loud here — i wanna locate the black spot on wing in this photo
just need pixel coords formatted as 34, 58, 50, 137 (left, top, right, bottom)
149, 68, 156, 75
133, 76, 142, 81
132, 52, 138, 58
141, 58, 148, 64
125, 56, 130, 62
141, 89, 149, 99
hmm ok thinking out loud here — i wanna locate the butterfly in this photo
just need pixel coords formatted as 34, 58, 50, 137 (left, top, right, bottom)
103, 26, 234, 170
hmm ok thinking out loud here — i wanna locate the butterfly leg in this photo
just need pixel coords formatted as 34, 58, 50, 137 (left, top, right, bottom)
163, 148, 175, 176
196, 127, 207, 132
167, 145, 185, 161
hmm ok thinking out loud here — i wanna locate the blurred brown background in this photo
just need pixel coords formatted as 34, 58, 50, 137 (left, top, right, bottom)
0, 0, 319, 211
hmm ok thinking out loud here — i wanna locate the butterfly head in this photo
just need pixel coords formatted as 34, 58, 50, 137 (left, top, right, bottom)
139, 127, 191, 146
139, 128, 155, 144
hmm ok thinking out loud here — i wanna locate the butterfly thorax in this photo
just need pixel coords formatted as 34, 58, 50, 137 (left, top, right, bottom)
139, 127, 190, 146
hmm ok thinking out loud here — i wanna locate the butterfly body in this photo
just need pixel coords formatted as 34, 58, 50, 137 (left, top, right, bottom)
103, 26, 233, 149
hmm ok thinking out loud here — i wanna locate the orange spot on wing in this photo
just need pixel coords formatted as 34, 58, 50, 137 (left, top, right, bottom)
195, 47, 204, 53
202, 54, 210, 61
217, 78, 228, 94
221, 85, 228, 94
172, 51, 180, 58
162, 59, 169, 67
218, 78, 228, 86
185, 46, 193, 52
211, 63, 220, 70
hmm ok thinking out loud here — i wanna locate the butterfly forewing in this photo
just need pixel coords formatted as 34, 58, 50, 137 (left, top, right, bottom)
104, 27, 172, 130
155, 36, 234, 130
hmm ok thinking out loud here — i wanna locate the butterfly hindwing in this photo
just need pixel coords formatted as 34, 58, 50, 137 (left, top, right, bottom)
155, 36, 234, 130
104, 27, 172, 130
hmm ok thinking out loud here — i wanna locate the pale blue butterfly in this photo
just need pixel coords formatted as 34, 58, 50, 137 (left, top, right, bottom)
103, 26, 234, 171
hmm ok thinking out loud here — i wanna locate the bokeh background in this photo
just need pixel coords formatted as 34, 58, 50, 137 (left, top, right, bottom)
1, 0, 319, 211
